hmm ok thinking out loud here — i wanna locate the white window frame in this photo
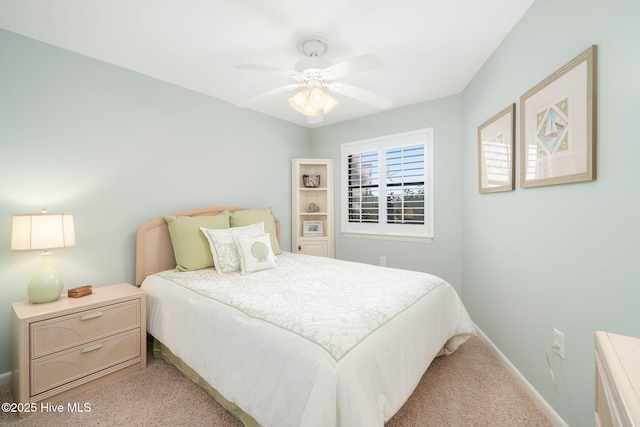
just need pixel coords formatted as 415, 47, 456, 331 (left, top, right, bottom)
341, 128, 434, 243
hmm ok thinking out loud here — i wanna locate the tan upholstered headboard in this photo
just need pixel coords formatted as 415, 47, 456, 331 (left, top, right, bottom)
135, 206, 281, 286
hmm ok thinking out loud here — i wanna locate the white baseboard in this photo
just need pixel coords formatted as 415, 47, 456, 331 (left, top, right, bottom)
474, 325, 568, 427
0, 371, 11, 386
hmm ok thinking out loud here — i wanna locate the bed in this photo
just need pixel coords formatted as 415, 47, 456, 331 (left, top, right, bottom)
136, 206, 476, 427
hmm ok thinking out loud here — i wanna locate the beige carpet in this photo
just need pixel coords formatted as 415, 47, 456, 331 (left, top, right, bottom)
0, 336, 552, 426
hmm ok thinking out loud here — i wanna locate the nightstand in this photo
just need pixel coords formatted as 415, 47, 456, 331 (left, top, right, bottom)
594, 331, 640, 426
11, 283, 146, 418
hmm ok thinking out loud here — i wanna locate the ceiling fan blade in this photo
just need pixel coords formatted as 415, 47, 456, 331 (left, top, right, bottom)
323, 54, 385, 79
236, 64, 301, 79
329, 82, 393, 109
236, 84, 302, 108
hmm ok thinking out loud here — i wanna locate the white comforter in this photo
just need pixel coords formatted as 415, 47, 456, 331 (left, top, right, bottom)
141, 252, 475, 427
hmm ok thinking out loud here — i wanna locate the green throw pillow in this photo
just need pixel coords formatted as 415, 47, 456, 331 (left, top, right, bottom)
229, 207, 282, 255
165, 210, 230, 271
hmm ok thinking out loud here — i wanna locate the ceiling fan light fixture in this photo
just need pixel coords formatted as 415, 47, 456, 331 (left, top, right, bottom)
288, 87, 339, 118
288, 88, 311, 114
302, 105, 320, 117
323, 93, 339, 114
307, 87, 327, 109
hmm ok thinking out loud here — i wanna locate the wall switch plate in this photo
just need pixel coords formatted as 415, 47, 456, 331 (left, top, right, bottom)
553, 328, 565, 359
379, 256, 386, 267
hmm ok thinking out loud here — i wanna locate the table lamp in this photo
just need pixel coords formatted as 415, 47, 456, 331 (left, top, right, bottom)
11, 209, 76, 303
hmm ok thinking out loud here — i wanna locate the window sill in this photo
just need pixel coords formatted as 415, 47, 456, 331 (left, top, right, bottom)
341, 232, 433, 244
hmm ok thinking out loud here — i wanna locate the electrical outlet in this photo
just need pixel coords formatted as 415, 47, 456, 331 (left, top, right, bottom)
379, 256, 386, 267
553, 328, 565, 359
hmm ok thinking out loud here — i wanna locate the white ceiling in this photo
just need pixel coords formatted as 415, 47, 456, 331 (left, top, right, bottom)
0, 0, 534, 128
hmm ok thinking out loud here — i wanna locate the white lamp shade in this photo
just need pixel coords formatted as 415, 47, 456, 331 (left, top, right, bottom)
11, 212, 76, 251
288, 88, 313, 114
307, 87, 327, 109
323, 94, 339, 114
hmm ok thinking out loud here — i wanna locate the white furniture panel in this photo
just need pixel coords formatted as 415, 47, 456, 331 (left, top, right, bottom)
11, 283, 146, 418
595, 331, 640, 427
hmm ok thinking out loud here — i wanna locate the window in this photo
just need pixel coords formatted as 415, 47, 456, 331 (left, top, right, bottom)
341, 128, 434, 242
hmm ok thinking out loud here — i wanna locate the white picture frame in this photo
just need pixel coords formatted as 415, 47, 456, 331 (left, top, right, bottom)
303, 220, 323, 237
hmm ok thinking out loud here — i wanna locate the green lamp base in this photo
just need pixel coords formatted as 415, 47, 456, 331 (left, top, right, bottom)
28, 252, 64, 304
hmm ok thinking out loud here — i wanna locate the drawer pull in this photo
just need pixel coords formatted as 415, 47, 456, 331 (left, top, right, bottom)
80, 311, 104, 321
80, 343, 103, 353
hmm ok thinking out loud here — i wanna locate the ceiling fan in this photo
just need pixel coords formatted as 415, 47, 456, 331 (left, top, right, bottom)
235, 36, 393, 124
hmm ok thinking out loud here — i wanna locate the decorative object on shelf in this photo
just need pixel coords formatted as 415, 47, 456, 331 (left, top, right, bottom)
68, 285, 92, 298
478, 103, 515, 194
520, 45, 597, 188
303, 220, 324, 236
11, 209, 76, 304
303, 174, 321, 188
307, 202, 320, 213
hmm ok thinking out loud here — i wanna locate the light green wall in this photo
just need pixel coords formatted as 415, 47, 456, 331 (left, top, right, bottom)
0, 29, 310, 374
461, 0, 640, 425
310, 96, 464, 291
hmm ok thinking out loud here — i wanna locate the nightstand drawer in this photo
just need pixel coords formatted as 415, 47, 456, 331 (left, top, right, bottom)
30, 329, 140, 396
31, 300, 140, 358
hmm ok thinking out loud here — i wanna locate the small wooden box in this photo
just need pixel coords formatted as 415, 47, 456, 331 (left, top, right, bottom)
68, 285, 93, 298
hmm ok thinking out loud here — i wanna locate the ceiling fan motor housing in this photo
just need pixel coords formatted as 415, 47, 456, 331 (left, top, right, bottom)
297, 37, 329, 57
294, 56, 332, 73
295, 36, 333, 74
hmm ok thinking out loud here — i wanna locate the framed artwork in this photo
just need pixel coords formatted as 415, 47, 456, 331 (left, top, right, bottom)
478, 104, 515, 193
302, 174, 321, 188
303, 220, 323, 237
520, 45, 597, 188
